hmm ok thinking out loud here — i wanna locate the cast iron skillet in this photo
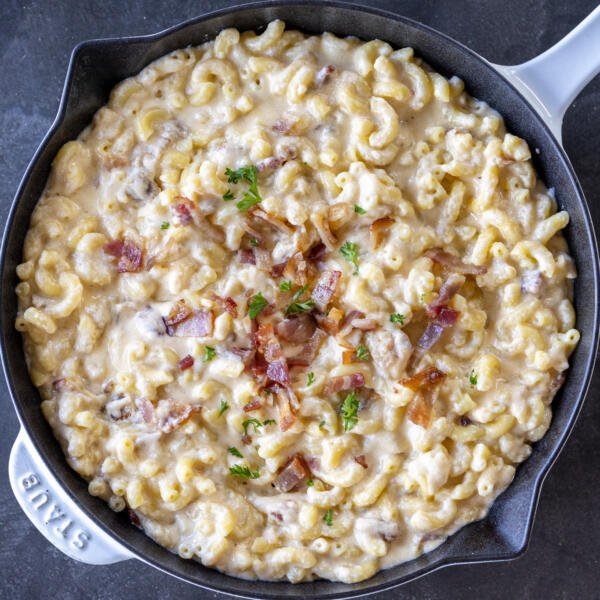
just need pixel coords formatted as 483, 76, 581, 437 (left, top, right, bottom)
2, 2, 599, 598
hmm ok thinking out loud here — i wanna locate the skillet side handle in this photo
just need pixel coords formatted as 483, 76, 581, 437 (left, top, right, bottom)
491, 6, 600, 145
9, 428, 134, 565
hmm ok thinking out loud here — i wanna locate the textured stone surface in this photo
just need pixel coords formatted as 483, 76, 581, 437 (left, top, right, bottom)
1, 1, 599, 598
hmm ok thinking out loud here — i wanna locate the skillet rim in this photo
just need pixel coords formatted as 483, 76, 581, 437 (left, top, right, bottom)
2, 1, 598, 597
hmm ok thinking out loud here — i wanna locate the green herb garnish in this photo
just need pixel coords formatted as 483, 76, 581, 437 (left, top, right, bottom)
354, 205, 366, 215
249, 237, 259, 247
307, 372, 315, 386
286, 299, 315, 315
248, 292, 268, 319
263, 419, 276, 426
319, 420, 326, 429
323, 509, 333, 526
228, 447, 243, 458
306, 479, 314, 487
242, 418, 262, 436
469, 369, 478, 387
340, 241, 359, 275
160, 221, 170, 230
341, 391, 359, 432
229, 464, 260, 479
355, 344, 369, 361
222, 189, 234, 201
390, 313, 405, 325
218, 399, 229, 416
225, 165, 263, 212
203, 345, 217, 362
279, 280, 292, 292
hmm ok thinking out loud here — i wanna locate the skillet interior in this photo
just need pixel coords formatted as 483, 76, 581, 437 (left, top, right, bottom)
1, 2, 598, 598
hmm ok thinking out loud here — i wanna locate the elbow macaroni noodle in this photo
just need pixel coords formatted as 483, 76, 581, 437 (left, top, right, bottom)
16, 22, 578, 583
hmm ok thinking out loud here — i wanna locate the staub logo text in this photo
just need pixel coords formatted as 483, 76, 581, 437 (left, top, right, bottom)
21, 472, 90, 550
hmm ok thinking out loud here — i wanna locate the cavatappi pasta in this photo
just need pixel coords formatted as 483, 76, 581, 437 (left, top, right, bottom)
16, 21, 579, 583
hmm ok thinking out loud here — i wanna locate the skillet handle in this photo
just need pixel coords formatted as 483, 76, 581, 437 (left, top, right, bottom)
9, 428, 134, 565
491, 6, 600, 144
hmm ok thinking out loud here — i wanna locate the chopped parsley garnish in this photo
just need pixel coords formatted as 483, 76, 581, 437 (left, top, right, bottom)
306, 479, 314, 487
203, 345, 217, 362
229, 464, 260, 479
419, 292, 426, 303
319, 420, 326, 428
279, 280, 292, 292
286, 299, 315, 315
355, 344, 369, 361
469, 369, 478, 387
354, 205, 366, 215
228, 447, 243, 458
218, 399, 229, 416
242, 418, 262, 436
249, 237, 259, 247
248, 292, 268, 319
160, 221, 170, 230
290, 284, 308, 302
222, 189, 234, 201
323, 509, 333, 526
390, 313, 405, 325
307, 372, 315, 386
224, 165, 263, 212
263, 419, 276, 426
341, 391, 359, 432
340, 241, 359, 275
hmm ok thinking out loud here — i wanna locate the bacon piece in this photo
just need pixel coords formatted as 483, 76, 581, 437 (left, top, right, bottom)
253, 247, 272, 272
223, 296, 238, 318
104, 239, 124, 257
177, 355, 194, 370
426, 273, 466, 319
163, 299, 192, 332
104, 239, 144, 273
370, 217, 395, 250
337, 309, 366, 339
173, 197, 194, 225
312, 213, 337, 251
252, 208, 294, 235
354, 455, 368, 469
283, 252, 308, 286
276, 313, 317, 343
276, 387, 296, 431
400, 366, 446, 391
267, 360, 290, 385
255, 323, 290, 385
128, 509, 142, 528
414, 308, 459, 359
238, 248, 256, 265
288, 328, 327, 367
164, 303, 213, 338
406, 394, 432, 428
271, 262, 287, 278
156, 399, 202, 434
311, 270, 342, 312
231, 346, 255, 365
324, 372, 365, 395
425, 247, 487, 276
315, 64, 335, 85
243, 398, 263, 412
307, 242, 327, 263
274, 454, 310, 492
316, 307, 344, 336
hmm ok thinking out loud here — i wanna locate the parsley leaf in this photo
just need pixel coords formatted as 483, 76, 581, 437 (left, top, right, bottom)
323, 509, 333, 526
307, 372, 315, 386
469, 369, 478, 387
222, 189, 234, 201
319, 420, 326, 428
160, 221, 170, 230
242, 418, 262, 436
248, 292, 268, 319
228, 447, 243, 458
306, 479, 314, 487
263, 419, 276, 426
354, 205, 366, 215
341, 391, 359, 431
249, 237, 259, 247
355, 344, 369, 361
285, 299, 315, 315
203, 346, 217, 362
390, 313, 405, 325
290, 284, 308, 302
340, 241, 359, 275
218, 399, 229, 416
224, 165, 263, 212
229, 464, 260, 479
279, 280, 292, 292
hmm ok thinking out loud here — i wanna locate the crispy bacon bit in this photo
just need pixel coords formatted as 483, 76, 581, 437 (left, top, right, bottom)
400, 366, 446, 391
283, 252, 308, 286
271, 262, 287, 278
370, 217, 395, 250
276, 313, 317, 343
238, 248, 256, 265
231, 346, 255, 365
342, 349, 357, 365
267, 360, 290, 385
164, 301, 213, 338
307, 242, 327, 263
276, 387, 296, 431
459, 415, 472, 427
223, 296, 238, 318
324, 372, 365, 395
177, 355, 194, 370
312, 213, 337, 251
156, 399, 202, 434
425, 247, 487, 276
337, 309, 366, 338
104, 239, 144, 273
311, 270, 341, 312
406, 394, 432, 428
426, 273, 466, 319
317, 307, 344, 335
128, 509, 142, 528
328, 203, 354, 230
270, 511, 283, 523
354, 455, 368, 469
315, 64, 335, 85
173, 197, 194, 225
163, 299, 192, 331
243, 398, 263, 412
288, 328, 327, 367
256, 323, 290, 385
414, 308, 460, 359
252, 208, 295, 235
274, 454, 310, 492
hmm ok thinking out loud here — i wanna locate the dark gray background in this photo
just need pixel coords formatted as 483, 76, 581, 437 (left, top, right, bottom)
1, 1, 599, 598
